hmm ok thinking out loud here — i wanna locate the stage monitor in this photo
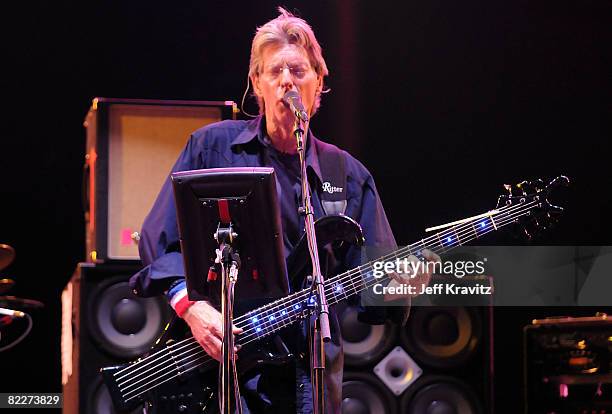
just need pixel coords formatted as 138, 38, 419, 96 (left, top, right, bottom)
171, 167, 288, 309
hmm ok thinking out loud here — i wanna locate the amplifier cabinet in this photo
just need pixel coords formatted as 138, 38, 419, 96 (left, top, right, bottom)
61, 262, 173, 413
84, 97, 235, 262
524, 314, 612, 413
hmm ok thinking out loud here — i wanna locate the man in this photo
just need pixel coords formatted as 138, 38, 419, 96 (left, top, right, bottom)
131, 7, 436, 413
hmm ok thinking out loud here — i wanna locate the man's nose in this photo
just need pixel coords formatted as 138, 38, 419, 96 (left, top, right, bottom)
279, 67, 294, 88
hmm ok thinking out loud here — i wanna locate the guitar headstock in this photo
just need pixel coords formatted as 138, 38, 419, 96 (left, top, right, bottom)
496, 175, 570, 240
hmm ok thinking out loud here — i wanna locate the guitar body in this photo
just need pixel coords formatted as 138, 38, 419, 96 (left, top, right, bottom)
137, 335, 303, 413
102, 215, 364, 413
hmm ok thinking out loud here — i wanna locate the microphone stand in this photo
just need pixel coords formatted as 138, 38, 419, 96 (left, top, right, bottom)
291, 112, 330, 414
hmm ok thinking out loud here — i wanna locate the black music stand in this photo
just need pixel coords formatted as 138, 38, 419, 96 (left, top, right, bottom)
171, 167, 288, 414
172, 167, 288, 304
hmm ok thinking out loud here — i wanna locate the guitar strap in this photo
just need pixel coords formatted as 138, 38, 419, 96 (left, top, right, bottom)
315, 140, 347, 216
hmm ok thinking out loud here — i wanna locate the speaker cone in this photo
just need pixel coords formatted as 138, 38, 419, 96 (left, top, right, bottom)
400, 375, 482, 414
342, 372, 398, 414
88, 276, 171, 358
88, 378, 146, 414
400, 306, 481, 369
338, 303, 397, 367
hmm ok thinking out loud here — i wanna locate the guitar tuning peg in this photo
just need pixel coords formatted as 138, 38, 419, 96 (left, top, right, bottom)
518, 180, 529, 196
549, 175, 571, 188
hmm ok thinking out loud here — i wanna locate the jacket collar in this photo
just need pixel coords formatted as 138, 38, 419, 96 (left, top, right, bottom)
230, 115, 323, 184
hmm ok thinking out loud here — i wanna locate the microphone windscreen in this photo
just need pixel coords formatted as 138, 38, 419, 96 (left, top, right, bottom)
283, 90, 300, 104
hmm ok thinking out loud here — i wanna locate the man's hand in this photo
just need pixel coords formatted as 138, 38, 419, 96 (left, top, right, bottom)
182, 301, 243, 361
385, 249, 440, 301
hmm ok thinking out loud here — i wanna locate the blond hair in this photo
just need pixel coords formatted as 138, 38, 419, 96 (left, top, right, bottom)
249, 7, 329, 114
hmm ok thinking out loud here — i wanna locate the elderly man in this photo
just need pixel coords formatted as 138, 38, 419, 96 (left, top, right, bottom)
131, 7, 435, 413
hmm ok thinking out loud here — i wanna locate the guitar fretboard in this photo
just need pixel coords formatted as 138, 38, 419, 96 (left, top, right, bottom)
235, 205, 507, 338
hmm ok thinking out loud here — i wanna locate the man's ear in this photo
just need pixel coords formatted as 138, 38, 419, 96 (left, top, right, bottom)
316, 75, 323, 95
251, 74, 262, 97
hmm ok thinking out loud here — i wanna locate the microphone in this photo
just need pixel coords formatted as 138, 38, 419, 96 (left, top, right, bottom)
0, 307, 25, 318
283, 90, 309, 122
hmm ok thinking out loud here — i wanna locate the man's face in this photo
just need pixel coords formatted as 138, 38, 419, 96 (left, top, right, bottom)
252, 43, 322, 126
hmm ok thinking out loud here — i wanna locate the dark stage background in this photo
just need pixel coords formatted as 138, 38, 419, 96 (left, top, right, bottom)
1, 1, 610, 412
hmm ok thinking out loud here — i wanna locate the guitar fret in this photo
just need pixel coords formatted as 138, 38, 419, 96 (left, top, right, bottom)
458, 223, 474, 244
435, 232, 444, 249
450, 226, 460, 245
331, 276, 348, 304
470, 221, 479, 240
490, 214, 498, 230
349, 269, 359, 294
327, 284, 339, 306
361, 266, 372, 290
342, 277, 350, 301
418, 240, 426, 257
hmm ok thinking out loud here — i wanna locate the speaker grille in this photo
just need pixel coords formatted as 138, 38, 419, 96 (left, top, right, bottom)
338, 303, 397, 367
87, 275, 171, 358
342, 372, 398, 414
400, 306, 481, 369
85, 98, 234, 261
88, 378, 144, 414
400, 375, 482, 414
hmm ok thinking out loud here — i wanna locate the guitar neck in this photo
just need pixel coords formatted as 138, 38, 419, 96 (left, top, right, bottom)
236, 199, 532, 340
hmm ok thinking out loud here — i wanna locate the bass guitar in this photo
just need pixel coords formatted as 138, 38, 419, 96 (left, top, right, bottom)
102, 176, 568, 413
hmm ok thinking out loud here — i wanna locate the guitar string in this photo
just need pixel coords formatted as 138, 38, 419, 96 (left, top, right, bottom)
119, 341, 205, 393
124, 355, 217, 402
123, 351, 213, 400
209, 199, 529, 342
211, 199, 535, 341
116, 199, 534, 393
115, 200, 534, 388
114, 339, 202, 383
113, 196, 521, 378
122, 206, 536, 402
114, 199, 526, 383
225, 199, 536, 342
121, 208, 533, 402
115, 204, 535, 400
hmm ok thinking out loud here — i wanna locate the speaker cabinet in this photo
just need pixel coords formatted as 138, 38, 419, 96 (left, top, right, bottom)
62, 262, 172, 413
339, 304, 493, 414
84, 97, 235, 262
